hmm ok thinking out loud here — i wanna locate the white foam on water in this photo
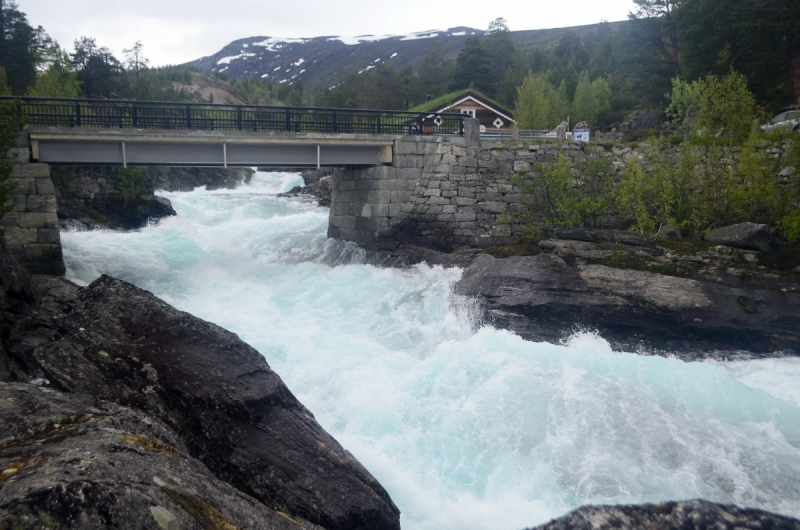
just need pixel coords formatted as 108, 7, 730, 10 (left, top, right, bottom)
62, 171, 800, 529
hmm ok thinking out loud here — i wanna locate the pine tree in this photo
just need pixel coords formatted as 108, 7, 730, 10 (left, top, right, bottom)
452, 36, 495, 95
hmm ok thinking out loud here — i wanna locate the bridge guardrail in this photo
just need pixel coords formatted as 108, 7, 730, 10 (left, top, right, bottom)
0, 97, 465, 137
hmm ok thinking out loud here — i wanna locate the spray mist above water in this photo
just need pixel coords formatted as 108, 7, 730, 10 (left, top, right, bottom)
62, 171, 800, 530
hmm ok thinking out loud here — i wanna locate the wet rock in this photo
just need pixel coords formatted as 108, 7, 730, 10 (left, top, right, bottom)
21, 276, 400, 530
529, 499, 800, 530
455, 253, 800, 356
0, 382, 323, 530
276, 168, 334, 207
705, 222, 784, 253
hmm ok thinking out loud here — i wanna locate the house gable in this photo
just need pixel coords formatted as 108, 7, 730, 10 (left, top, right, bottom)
419, 90, 516, 130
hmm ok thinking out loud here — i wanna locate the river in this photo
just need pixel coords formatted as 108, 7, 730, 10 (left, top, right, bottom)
62, 171, 800, 529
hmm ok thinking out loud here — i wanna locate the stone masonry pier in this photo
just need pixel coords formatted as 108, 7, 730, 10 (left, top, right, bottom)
3, 139, 64, 275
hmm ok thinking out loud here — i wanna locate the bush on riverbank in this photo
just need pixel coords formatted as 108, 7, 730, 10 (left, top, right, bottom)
509, 130, 800, 242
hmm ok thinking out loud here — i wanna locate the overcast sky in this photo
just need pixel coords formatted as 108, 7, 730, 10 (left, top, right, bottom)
18, 0, 636, 66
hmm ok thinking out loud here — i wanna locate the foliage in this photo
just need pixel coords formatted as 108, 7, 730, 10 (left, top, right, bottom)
115, 167, 147, 209
0, 99, 25, 220
514, 72, 567, 129
72, 36, 122, 98
452, 36, 495, 96
0, 66, 10, 95
665, 77, 702, 126
511, 154, 614, 229
676, 0, 800, 108
516, 70, 609, 129
0, 0, 51, 95
696, 72, 757, 146
484, 18, 516, 97
571, 71, 611, 126
28, 44, 80, 97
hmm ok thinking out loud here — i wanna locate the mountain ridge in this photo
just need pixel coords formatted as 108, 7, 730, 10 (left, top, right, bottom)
186, 21, 626, 91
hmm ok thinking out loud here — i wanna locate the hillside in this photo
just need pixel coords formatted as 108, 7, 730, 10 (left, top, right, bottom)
186, 21, 626, 90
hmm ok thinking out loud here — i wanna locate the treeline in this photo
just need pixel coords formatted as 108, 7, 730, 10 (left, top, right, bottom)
323, 0, 799, 126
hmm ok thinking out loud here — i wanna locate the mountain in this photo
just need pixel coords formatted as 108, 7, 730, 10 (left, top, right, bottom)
185, 21, 626, 90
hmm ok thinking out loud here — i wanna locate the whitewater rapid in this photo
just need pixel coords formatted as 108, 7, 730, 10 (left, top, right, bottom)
62, 171, 800, 529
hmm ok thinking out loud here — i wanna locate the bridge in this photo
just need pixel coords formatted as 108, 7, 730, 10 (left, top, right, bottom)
4, 97, 466, 168
1, 96, 480, 276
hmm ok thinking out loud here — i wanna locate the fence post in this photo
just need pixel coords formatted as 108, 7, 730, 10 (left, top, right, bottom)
459, 116, 464, 137
285, 108, 291, 132
75, 101, 81, 127
377, 113, 381, 135
332, 110, 337, 133
132, 103, 138, 128
186, 105, 192, 129
237, 107, 243, 130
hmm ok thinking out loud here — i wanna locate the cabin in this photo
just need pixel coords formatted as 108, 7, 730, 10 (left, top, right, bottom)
412, 90, 516, 133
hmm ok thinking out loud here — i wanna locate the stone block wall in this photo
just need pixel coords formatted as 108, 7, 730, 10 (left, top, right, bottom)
329, 136, 796, 251
3, 148, 65, 274
328, 136, 599, 250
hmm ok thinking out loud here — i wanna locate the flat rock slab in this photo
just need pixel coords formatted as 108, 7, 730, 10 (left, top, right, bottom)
28, 276, 400, 530
0, 382, 323, 530
528, 500, 800, 530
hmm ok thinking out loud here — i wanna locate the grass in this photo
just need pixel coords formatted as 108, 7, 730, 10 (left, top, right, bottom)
409, 88, 511, 113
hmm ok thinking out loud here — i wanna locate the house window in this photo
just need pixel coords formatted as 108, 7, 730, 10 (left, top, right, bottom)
461, 109, 476, 118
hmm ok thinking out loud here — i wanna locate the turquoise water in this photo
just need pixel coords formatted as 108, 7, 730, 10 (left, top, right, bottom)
62, 172, 800, 529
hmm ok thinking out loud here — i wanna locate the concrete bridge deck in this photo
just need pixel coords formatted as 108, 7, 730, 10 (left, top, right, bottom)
28, 128, 396, 168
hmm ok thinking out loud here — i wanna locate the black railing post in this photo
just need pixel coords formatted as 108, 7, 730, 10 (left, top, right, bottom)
132, 103, 138, 128
75, 101, 81, 127
332, 110, 337, 133
285, 108, 291, 132
417, 117, 423, 136
376, 114, 381, 135
186, 105, 192, 129
460, 116, 464, 137
237, 107, 243, 130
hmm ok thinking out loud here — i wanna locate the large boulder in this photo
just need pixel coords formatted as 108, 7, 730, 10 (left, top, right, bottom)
0, 382, 322, 530
705, 222, 784, 252
528, 499, 800, 529
15, 276, 400, 530
455, 253, 800, 355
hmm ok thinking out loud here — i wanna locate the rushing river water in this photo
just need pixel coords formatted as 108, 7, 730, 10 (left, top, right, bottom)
63, 171, 800, 529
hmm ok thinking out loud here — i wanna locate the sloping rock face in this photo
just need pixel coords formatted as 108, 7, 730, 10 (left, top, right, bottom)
456, 253, 800, 356
529, 500, 800, 530
0, 382, 323, 530
705, 222, 785, 253
3, 275, 400, 530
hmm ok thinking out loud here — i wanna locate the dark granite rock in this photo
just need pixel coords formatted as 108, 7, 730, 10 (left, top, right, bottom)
529, 500, 800, 530
276, 168, 334, 207
0, 382, 323, 530
52, 166, 253, 231
455, 253, 800, 356
706, 222, 785, 253
14, 275, 400, 530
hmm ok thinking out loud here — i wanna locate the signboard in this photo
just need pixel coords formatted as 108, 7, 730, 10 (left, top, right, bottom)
574, 128, 591, 143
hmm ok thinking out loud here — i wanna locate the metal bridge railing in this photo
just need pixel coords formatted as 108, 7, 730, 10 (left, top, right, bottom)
0, 97, 465, 137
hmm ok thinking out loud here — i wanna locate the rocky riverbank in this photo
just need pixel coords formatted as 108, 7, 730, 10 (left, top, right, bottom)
51, 166, 253, 230
0, 242, 399, 530
274, 167, 334, 206
365, 223, 800, 357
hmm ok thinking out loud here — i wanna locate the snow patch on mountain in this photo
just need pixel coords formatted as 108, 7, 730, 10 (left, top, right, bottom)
217, 53, 255, 65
